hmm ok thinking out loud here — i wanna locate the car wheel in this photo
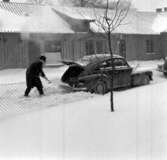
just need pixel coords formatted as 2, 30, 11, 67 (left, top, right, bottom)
143, 75, 150, 85
93, 80, 108, 95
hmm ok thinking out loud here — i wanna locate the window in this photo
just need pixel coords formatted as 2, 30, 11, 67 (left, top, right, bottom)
114, 58, 127, 67
45, 41, 61, 52
104, 58, 128, 67
85, 39, 106, 55
96, 40, 104, 54
119, 40, 126, 57
85, 40, 94, 55
146, 40, 154, 53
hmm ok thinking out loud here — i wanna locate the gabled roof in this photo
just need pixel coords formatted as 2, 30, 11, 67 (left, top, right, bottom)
1, 2, 167, 35
0, 2, 74, 33
52, 6, 95, 21
0, 7, 27, 32
0, 2, 35, 16
52, 6, 163, 35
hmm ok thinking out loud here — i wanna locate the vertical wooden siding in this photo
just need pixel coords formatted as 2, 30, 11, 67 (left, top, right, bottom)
27, 40, 41, 65
62, 39, 73, 60
126, 34, 162, 60
0, 33, 29, 68
160, 33, 167, 59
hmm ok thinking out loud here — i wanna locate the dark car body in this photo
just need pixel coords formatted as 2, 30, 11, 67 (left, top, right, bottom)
61, 55, 153, 94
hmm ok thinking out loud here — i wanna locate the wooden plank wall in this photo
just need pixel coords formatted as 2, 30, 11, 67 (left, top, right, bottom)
27, 40, 41, 65
33, 33, 163, 63
62, 39, 73, 60
0, 33, 29, 68
160, 33, 167, 58
126, 34, 162, 60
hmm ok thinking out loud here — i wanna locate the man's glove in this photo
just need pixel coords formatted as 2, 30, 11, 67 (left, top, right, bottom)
44, 76, 51, 84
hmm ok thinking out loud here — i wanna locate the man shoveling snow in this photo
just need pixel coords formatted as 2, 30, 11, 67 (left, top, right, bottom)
24, 56, 51, 97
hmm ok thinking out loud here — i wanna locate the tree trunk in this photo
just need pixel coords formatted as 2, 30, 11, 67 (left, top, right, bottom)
107, 31, 114, 112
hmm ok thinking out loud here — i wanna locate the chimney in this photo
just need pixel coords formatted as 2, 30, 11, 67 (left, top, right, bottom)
3, 0, 10, 2
156, 8, 162, 13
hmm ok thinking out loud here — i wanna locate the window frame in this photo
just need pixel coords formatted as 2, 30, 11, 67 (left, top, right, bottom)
146, 39, 154, 53
45, 40, 62, 53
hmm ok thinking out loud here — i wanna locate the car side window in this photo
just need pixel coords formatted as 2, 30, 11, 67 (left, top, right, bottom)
95, 60, 110, 70
96, 58, 128, 70
114, 58, 128, 67
102, 59, 126, 67
100, 61, 110, 67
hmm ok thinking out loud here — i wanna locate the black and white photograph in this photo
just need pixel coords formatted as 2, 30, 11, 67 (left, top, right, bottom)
0, 0, 167, 159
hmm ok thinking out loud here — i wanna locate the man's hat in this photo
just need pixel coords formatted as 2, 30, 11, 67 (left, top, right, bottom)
39, 56, 46, 62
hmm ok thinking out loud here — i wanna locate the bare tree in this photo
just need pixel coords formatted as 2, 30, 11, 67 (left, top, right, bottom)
93, 0, 131, 112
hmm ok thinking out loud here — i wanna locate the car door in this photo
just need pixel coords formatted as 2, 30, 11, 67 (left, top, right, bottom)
113, 58, 132, 88
99, 58, 132, 89
94, 58, 132, 89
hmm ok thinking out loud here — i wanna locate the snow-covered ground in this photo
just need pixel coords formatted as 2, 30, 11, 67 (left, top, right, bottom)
0, 60, 167, 160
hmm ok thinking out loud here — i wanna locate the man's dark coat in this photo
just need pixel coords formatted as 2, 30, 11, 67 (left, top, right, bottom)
25, 60, 46, 96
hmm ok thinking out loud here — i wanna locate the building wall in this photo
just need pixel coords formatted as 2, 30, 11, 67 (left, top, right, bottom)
61, 33, 162, 61
125, 34, 162, 60
70, 33, 109, 60
27, 40, 41, 65
160, 32, 167, 59
0, 33, 29, 69
0, 32, 164, 69
61, 34, 86, 61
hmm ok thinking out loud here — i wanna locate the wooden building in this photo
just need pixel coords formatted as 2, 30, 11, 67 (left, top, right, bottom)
55, 8, 162, 61
0, 1, 166, 69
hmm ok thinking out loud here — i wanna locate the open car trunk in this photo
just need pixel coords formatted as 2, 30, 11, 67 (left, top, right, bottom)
61, 64, 85, 84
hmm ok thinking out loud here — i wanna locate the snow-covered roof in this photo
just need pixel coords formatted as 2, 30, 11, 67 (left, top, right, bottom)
0, 1, 35, 16
89, 10, 165, 35
0, 7, 27, 32
21, 5, 74, 33
52, 6, 95, 21
53, 6, 166, 35
0, 2, 74, 33
1, 2, 167, 35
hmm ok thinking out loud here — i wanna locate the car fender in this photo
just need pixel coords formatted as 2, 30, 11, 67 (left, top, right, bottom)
131, 71, 152, 86
132, 70, 153, 80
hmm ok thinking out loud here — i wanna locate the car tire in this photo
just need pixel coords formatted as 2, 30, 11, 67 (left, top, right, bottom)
93, 80, 108, 95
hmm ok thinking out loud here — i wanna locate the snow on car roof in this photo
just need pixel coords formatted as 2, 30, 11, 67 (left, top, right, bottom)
82, 54, 123, 60
80, 54, 124, 75
81, 54, 123, 64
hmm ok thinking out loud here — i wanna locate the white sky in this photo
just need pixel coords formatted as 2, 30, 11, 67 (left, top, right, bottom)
134, 0, 167, 11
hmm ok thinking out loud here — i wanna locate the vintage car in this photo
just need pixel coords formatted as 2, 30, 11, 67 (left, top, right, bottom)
61, 54, 153, 94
